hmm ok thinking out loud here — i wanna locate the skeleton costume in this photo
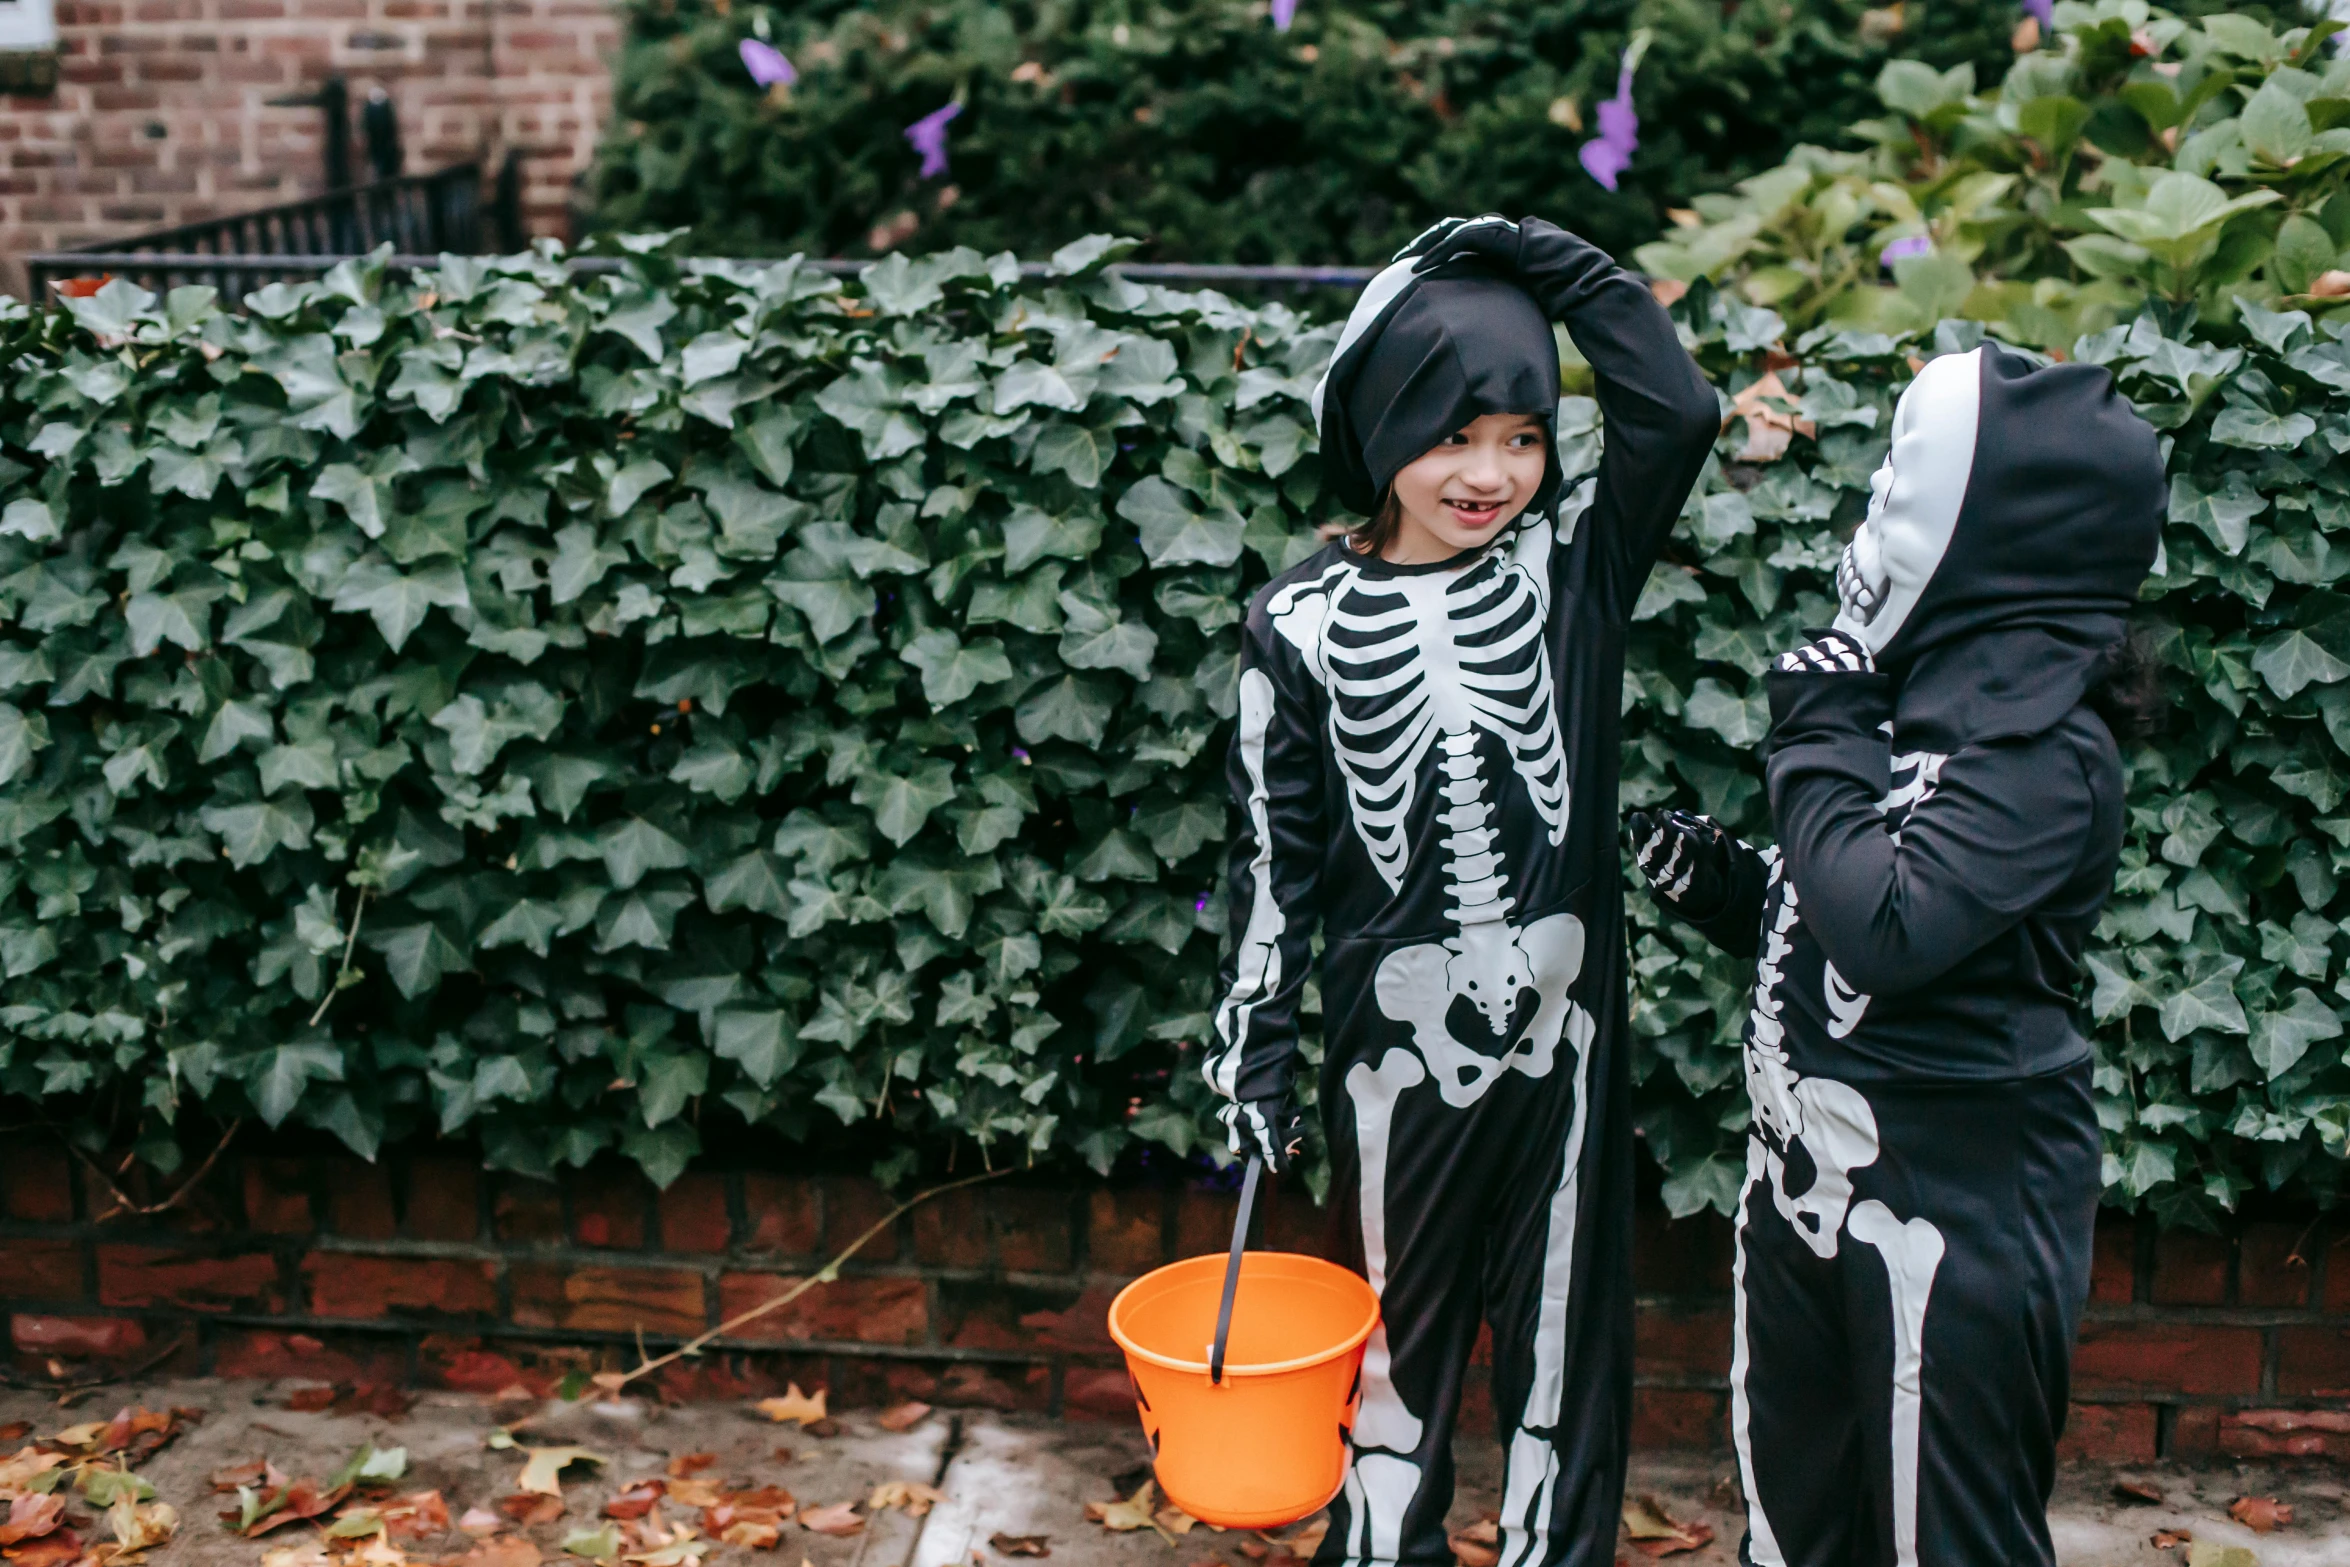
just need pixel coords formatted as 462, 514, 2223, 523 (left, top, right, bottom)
1632, 346, 2163, 1567
1205, 216, 1718, 1567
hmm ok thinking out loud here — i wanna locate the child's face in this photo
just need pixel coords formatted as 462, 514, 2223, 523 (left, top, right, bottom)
1384, 412, 1548, 564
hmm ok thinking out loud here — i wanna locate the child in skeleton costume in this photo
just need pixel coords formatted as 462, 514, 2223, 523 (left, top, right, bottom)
1628, 345, 2163, 1567
1205, 214, 1717, 1567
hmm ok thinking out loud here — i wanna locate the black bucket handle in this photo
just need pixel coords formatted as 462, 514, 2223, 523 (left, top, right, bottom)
1209, 1155, 1263, 1387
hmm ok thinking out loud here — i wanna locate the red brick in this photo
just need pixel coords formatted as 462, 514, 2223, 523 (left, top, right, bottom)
402, 1158, 480, 1242
717, 1271, 927, 1345
2276, 1323, 2350, 1398
2327, 1226, 2350, 1314
2056, 1402, 2157, 1463
1173, 1187, 1238, 1262
822, 1177, 899, 1262
2170, 1403, 2223, 1458
656, 1172, 733, 1254
2220, 1407, 2350, 1461
97, 1246, 281, 1312
0, 1142, 75, 1222
1061, 1365, 1136, 1421
8, 1238, 85, 1300
494, 1177, 564, 1243
2238, 1222, 2315, 1309
992, 1188, 1075, 1273
570, 1166, 648, 1250
1015, 1287, 1119, 1355
243, 1157, 314, 1234
2150, 1229, 2229, 1306
510, 1264, 705, 1336
212, 1329, 406, 1383
329, 1164, 398, 1240
1087, 1188, 1163, 1276
302, 1253, 496, 1319
419, 1335, 529, 1394
912, 1188, 990, 1269
1261, 1186, 1340, 1261
2088, 1213, 2137, 1305
2072, 1323, 2264, 1397
1630, 1388, 1726, 1450
937, 1363, 1028, 1410
1634, 1308, 1732, 1381
10, 1314, 144, 1358
739, 1174, 818, 1256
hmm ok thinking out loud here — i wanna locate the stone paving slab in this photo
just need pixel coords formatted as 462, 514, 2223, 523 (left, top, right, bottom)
0, 1380, 2342, 1567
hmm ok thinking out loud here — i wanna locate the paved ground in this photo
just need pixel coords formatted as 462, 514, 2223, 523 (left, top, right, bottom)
0, 1379, 2343, 1567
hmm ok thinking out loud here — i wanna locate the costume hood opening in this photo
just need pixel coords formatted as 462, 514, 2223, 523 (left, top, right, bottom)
1311, 256, 1562, 522
1831, 344, 2164, 748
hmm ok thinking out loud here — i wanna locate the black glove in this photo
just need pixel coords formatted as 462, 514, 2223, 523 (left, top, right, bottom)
1775, 627, 1875, 674
1219, 1095, 1305, 1174
1405, 213, 1616, 321
1626, 808, 1739, 917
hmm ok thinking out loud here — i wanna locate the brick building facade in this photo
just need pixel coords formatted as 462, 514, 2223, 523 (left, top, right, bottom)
0, 0, 616, 297
4, 1138, 2350, 1463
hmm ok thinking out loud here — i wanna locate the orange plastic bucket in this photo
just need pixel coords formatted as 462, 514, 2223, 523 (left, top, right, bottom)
1108, 1231, 1379, 1528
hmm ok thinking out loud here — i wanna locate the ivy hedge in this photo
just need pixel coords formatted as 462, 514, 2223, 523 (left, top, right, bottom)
2, 228, 2346, 1226
588, 0, 2041, 267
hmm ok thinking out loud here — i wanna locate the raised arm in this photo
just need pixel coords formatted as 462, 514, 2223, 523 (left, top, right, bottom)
1411, 215, 1720, 613
1764, 638, 2099, 997
1202, 604, 1327, 1170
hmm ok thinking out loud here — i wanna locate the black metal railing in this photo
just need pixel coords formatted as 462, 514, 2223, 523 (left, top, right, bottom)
24, 249, 1379, 307
26, 161, 517, 301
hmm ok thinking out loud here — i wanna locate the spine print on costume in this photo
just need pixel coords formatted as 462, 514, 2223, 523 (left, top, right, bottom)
1268, 522, 1599, 1567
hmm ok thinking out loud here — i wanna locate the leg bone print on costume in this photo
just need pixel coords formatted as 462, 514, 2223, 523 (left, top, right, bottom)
1341, 1047, 1430, 1567
1734, 866, 1947, 1567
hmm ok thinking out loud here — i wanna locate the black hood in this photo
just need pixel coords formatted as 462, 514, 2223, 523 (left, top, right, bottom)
1831, 344, 2164, 749
1311, 255, 1562, 520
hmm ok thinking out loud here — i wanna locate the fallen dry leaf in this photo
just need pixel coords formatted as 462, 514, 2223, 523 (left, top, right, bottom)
0, 1452, 63, 1491
990, 1535, 1049, 1558
1447, 1517, 1498, 1567
286, 1387, 340, 1413
460, 1539, 544, 1567
665, 1480, 724, 1511
604, 1483, 667, 1522
1086, 1481, 1158, 1534
1621, 1496, 1713, 1558
2151, 1528, 2191, 1548
718, 1519, 781, 1550
622, 1541, 710, 1567
876, 1402, 932, 1433
262, 1544, 333, 1567
1238, 1544, 1269, 1562
379, 1491, 452, 1541
0, 1496, 63, 1547
0, 1426, 25, 1445
1153, 1508, 1196, 1537
1, 1529, 80, 1567
502, 1494, 567, 1526
242, 1479, 353, 1538
518, 1448, 607, 1498
752, 1388, 828, 1428
2113, 1480, 2165, 1505
210, 1460, 286, 1494
2185, 1545, 2256, 1567
770, 1449, 796, 1465
107, 1497, 176, 1554
665, 1456, 715, 1480
797, 1503, 863, 1538
867, 1482, 945, 1518
460, 1508, 505, 1537
1274, 1519, 1328, 1558
2227, 1496, 2291, 1534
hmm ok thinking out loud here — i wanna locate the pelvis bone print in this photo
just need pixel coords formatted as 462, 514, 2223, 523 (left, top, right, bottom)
1734, 861, 1947, 1567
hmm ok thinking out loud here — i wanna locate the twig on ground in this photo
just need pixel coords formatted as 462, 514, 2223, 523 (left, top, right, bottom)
594, 1166, 1011, 1394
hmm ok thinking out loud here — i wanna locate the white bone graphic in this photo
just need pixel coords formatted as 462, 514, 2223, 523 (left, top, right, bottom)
1733, 862, 1947, 1567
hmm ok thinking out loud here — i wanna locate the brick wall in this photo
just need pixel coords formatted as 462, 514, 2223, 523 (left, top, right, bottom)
3, 1138, 2347, 1461
0, 0, 615, 296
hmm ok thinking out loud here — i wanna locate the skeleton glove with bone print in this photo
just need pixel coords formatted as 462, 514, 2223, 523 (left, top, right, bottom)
1219, 1095, 1304, 1174
1625, 809, 1769, 955
1775, 628, 1876, 675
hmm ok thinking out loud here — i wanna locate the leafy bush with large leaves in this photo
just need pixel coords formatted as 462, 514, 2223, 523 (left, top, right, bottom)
588, 0, 2039, 266
4, 225, 2347, 1227
1637, 2, 2350, 349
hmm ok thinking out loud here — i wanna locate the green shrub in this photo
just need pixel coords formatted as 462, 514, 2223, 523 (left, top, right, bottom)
587, 0, 2035, 266
1637, 1, 2350, 348
4, 228, 2346, 1228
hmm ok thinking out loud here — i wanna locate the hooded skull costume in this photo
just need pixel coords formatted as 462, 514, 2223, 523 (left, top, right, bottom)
1633, 345, 2162, 1567
1205, 216, 1718, 1567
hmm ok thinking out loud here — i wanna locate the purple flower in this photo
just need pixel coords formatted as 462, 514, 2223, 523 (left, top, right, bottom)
1195, 894, 1210, 912
2021, 0, 2053, 24
1272, 0, 1298, 30
1578, 62, 1638, 191
905, 101, 962, 180
739, 38, 796, 89
1880, 235, 1933, 265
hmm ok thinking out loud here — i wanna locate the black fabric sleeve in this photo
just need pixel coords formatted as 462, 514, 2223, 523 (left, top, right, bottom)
1651, 840, 1771, 959
1764, 672, 2101, 997
1505, 219, 1720, 615
1203, 606, 1327, 1108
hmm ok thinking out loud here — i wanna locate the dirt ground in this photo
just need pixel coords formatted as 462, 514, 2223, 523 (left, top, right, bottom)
0, 1378, 2343, 1567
